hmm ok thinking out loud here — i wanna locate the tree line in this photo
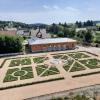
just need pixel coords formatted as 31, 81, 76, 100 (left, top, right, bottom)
46, 23, 94, 44
75, 20, 94, 28
0, 35, 23, 54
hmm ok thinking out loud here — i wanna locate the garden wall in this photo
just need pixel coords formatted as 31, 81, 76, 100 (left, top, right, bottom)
25, 84, 100, 100
0, 52, 23, 57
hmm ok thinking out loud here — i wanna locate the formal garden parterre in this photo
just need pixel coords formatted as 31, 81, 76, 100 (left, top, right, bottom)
0, 51, 100, 90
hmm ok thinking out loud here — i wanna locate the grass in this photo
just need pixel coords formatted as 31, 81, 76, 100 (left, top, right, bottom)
63, 59, 74, 71
41, 70, 59, 76
21, 67, 33, 72
3, 74, 18, 82
9, 58, 31, 67
36, 64, 48, 76
9, 60, 20, 67
96, 23, 100, 27
94, 31, 100, 41
20, 71, 33, 80
33, 57, 47, 63
36, 65, 59, 76
63, 65, 71, 72
79, 59, 100, 69
3, 66, 34, 82
61, 55, 68, 60
37, 64, 48, 69
41, 66, 59, 76
36, 66, 46, 75
53, 54, 63, 59
14, 70, 25, 76
49, 66, 59, 72
6, 68, 19, 74
70, 62, 86, 72
68, 52, 89, 59
21, 58, 31, 65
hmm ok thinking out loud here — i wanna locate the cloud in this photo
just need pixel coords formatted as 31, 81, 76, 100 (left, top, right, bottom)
43, 5, 60, 10
0, 6, 81, 24
65, 7, 79, 12
53, 5, 59, 10
0, 5, 99, 24
42, 5, 50, 9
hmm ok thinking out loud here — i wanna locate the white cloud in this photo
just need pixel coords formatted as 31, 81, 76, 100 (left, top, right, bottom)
0, 6, 99, 24
53, 5, 60, 10
42, 5, 50, 9
0, 7, 81, 24
43, 5, 60, 10
65, 7, 79, 12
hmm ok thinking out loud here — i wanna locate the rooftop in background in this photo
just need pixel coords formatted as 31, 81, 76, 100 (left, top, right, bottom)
28, 38, 76, 45
31, 28, 51, 38
0, 30, 17, 36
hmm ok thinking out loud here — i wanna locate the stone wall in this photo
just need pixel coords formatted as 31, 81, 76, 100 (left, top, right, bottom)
25, 84, 100, 100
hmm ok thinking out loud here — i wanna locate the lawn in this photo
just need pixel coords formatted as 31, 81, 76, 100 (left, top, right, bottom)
94, 31, 100, 41
79, 59, 100, 69
96, 23, 100, 27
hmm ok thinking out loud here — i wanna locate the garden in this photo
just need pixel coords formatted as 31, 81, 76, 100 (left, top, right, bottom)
79, 59, 100, 69
33, 57, 48, 63
36, 64, 60, 77
1, 51, 100, 90
4, 66, 34, 82
9, 58, 32, 67
67, 52, 90, 59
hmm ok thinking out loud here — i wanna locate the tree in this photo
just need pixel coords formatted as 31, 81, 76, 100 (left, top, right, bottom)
57, 31, 64, 37
84, 30, 93, 43
0, 35, 23, 54
75, 21, 82, 28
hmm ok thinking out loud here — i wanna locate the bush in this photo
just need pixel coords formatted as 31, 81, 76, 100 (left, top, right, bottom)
1, 77, 64, 90
0, 34, 23, 54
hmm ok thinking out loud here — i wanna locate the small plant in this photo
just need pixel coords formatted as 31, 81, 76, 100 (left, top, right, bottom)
33, 57, 46, 63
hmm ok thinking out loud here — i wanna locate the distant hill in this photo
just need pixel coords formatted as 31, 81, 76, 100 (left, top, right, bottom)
29, 23, 48, 29
0, 21, 48, 29
93, 21, 100, 24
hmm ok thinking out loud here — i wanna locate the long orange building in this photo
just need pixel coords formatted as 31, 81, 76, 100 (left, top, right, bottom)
28, 38, 77, 52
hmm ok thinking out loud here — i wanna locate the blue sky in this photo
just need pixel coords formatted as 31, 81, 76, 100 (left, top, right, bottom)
0, 0, 100, 24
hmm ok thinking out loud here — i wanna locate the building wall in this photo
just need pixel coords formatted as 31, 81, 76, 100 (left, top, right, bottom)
0, 30, 17, 36
30, 42, 76, 52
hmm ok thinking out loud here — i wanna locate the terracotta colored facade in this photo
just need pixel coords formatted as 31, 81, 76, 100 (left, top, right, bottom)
30, 42, 76, 52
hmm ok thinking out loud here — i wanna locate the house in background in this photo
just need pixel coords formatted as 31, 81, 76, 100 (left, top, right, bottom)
17, 29, 30, 37
76, 28, 87, 32
30, 28, 51, 39
0, 30, 17, 36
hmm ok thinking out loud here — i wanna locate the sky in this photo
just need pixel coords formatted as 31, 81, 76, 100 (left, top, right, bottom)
0, 0, 100, 24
